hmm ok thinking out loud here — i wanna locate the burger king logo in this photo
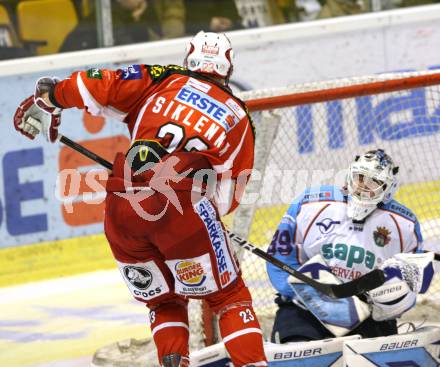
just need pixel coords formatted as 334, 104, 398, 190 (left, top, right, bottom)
175, 261, 206, 287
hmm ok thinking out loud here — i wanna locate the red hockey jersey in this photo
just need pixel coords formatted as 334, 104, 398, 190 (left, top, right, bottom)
52, 64, 255, 214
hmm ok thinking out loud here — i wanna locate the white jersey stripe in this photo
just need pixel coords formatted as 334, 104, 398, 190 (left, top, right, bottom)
222, 327, 262, 344
151, 322, 189, 337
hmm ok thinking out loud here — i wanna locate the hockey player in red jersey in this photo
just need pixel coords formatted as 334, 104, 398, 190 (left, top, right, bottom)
13, 31, 267, 367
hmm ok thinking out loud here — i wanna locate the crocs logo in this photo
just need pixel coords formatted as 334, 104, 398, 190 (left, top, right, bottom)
123, 266, 153, 289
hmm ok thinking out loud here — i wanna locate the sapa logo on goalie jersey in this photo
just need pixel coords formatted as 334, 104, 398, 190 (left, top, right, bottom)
321, 243, 376, 269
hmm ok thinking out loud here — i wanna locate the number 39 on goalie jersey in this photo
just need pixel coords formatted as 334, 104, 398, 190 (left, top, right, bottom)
266, 185, 423, 299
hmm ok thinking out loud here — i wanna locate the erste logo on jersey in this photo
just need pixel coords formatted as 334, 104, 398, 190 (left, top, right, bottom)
303, 191, 332, 202
175, 85, 239, 131
195, 198, 237, 288
121, 64, 142, 80
175, 260, 207, 286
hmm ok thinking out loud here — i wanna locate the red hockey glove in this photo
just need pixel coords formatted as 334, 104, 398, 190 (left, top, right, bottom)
13, 77, 62, 142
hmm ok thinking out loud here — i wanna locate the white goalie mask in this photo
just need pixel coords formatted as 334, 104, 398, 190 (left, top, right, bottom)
183, 31, 234, 83
346, 149, 399, 221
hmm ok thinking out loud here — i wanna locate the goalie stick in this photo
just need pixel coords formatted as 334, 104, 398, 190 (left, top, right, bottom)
59, 134, 386, 298
227, 232, 385, 298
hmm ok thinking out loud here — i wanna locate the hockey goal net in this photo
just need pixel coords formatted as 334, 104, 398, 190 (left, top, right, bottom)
188, 69, 440, 350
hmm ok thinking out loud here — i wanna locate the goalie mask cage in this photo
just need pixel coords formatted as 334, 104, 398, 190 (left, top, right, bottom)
188, 70, 440, 350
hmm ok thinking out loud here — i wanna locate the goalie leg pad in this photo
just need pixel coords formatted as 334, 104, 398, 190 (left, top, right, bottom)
149, 299, 190, 366
271, 298, 333, 343
206, 279, 267, 367
343, 326, 440, 366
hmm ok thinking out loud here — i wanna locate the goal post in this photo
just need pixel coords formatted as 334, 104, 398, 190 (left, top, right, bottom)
190, 69, 440, 349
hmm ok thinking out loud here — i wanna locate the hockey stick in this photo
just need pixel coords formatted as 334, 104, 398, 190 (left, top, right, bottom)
58, 134, 386, 298
60, 135, 113, 170
227, 233, 385, 298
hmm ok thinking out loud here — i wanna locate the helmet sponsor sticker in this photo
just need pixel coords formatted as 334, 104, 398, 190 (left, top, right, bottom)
117, 260, 169, 301
194, 198, 237, 288
166, 254, 218, 296
202, 44, 219, 56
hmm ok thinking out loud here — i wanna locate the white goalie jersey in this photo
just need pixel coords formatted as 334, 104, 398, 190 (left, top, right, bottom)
266, 185, 423, 299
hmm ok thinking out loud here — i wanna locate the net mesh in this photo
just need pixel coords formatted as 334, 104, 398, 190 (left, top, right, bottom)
188, 70, 440, 349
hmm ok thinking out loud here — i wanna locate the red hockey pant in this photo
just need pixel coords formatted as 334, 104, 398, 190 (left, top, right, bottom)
104, 186, 267, 367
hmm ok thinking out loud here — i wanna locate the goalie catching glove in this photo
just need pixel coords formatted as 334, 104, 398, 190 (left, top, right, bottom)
13, 77, 62, 142
369, 252, 435, 321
